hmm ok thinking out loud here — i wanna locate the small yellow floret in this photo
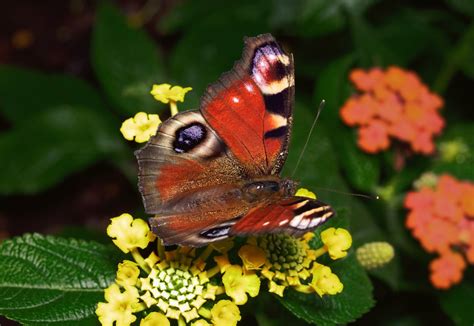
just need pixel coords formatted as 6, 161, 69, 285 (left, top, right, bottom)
96, 284, 139, 326
140, 312, 170, 326
321, 227, 352, 259
211, 300, 241, 326
295, 188, 317, 199
310, 263, 343, 297
120, 112, 161, 143
150, 83, 192, 104
116, 260, 140, 287
222, 265, 260, 305
107, 213, 155, 253
238, 244, 267, 271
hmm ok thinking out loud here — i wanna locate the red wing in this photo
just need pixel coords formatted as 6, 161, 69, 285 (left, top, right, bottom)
230, 197, 334, 237
200, 34, 294, 176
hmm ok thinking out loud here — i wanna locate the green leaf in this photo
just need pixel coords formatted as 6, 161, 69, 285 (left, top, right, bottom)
270, 0, 377, 37
445, 0, 474, 17
0, 106, 126, 194
377, 10, 449, 66
0, 234, 119, 325
432, 122, 474, 180
313, 55, 381, 193
439, 282, 474, 326
169, 13, 266, 109
0, 66, 105, 124
92, 3, 164, 115
278, 253, 374, 325
283, 100, 384, 245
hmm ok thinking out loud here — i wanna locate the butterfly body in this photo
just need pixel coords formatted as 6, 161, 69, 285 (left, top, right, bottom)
136, 34, 334, 246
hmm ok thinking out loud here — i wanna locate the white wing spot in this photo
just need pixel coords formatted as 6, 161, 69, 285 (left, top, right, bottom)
232, 96, 240, 103
263, 221, 270, 226
279, 219, 289, 226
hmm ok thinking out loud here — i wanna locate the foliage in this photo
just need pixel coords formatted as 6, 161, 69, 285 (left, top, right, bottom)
0, 0, 473, 325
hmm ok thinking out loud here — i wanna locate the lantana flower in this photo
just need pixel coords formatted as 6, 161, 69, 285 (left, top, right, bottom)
120, 112, 161, 143
107, 213, 155, 254
97, 214, 244, 325
404, 173, 474, 289
310, 263, 343, 297
150, 83, 192, 104
340, 66, 444, 155
321, 227, 352, 260
120, 83, 191, 143
429, 252, 466, 289
150, 83, 192, 116
222, 265, 260, 305
210, 300, 241, 326
96, 284, 140, 326
236, 221, 351, 298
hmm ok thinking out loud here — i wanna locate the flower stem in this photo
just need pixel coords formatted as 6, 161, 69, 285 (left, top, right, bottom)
133, 302, 147, 313
198, 307, 212, 319
170, 101, 179, 116
207, 265, 220, 278
294, 284, 314, 294
131, 248, 151, 273
215, 285, 225, 295
199, 246, 214, 261
313, 247, 327, 259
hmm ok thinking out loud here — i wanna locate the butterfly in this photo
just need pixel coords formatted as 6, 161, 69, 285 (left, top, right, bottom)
136, 34, 334, 247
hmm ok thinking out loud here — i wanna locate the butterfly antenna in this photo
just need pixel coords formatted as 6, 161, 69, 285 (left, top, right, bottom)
291, 100, 326, 178
313, 187, 380, 200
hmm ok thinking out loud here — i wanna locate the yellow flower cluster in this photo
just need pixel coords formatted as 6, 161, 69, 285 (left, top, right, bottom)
98, 189, 354, 324
232, 226, 351, 298
96, 213, 241, 326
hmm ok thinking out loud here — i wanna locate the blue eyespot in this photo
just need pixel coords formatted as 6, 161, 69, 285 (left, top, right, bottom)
173, 123, 206, 153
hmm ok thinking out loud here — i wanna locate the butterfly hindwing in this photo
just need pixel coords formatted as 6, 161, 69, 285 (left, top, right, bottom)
201, 34, 294, 176
230, 197, 334, 237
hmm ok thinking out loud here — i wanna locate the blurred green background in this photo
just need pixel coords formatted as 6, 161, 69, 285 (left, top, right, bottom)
0, 0, 473, 325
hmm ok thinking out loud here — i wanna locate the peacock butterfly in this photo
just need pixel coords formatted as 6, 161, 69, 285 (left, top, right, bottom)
136, 34, 334, 247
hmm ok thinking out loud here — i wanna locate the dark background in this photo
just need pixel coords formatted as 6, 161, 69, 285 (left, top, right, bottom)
1, 0, 473, 325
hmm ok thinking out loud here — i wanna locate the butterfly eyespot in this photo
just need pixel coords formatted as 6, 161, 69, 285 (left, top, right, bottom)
173, 122, 207, 153
200, 225, 231, 239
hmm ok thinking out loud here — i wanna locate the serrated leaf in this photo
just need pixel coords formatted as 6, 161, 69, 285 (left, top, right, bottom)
92, 3, 164, 115
0, 66, 105, 125
0, 234, 119, 325
278, 254, 374, 325
439, 282, 474, 326
0, 106, 126, 194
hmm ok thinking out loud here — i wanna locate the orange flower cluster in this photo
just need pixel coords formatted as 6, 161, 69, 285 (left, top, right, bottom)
404, 174, 474, 289
340, 66, 444, 154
